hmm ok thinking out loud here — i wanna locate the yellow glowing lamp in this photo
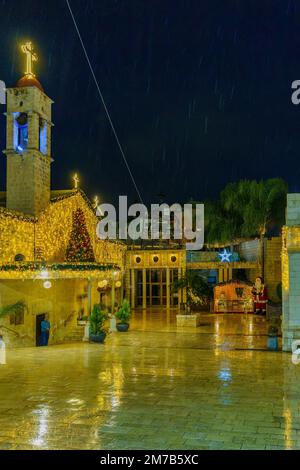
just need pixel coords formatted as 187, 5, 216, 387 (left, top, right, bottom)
21, 41, 38, 76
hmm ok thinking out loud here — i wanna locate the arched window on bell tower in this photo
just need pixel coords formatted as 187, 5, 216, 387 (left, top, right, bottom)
39, 117, 47, 155
14, 112, 28, 153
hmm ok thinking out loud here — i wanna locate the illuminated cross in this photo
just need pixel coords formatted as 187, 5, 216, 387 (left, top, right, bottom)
73, 173, 79, 189
93, 196, 99, 209
21, 42, 38, 76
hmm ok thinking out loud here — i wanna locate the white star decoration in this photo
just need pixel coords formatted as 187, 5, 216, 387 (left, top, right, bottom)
218, 249, 232, 262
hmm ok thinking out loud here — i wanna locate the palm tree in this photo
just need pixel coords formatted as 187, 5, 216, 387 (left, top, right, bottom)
222, 178, 287, 277
204, 200, 242, 247
172, 271, 213, 311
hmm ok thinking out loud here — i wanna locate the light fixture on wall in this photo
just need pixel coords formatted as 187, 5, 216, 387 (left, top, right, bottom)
98, 279, 108, 289
43, 281, 52, 289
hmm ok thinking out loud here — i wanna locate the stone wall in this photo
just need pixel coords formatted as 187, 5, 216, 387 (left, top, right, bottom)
0, 210, 34, 262
264, 237, 282, 302
0, 279, 82, 348
238, 237, 281, 302
282, 194, 300, 351
237, 239, 260, 262
6, 152, 51, 216
36, 192, 126, 267
0, 192, 126, 269
0, 275, 123, 349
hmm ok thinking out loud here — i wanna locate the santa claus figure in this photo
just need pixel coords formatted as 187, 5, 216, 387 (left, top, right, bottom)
251, 276, 268, 316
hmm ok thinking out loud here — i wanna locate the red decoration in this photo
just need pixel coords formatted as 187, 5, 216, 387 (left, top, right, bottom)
251, 278, 268, 314
65, 208, 95, 262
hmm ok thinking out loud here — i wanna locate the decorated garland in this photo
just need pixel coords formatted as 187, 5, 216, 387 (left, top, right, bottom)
0, 262, 119, 272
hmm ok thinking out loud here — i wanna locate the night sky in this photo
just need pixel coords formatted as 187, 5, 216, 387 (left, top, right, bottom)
1, 0, 300, 205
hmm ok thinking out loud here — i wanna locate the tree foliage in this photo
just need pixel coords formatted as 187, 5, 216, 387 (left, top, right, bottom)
204, 178, 287, 245
116, 299, 131, 324
173, 271, 213, 309
90, 304, 108, 335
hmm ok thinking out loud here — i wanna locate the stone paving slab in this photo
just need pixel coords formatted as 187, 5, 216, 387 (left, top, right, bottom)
0, 313, 298, 450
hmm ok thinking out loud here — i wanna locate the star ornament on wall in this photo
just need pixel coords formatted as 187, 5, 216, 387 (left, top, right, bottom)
218, 249, 232, 262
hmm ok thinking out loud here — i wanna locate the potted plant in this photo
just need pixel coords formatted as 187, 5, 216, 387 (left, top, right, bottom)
173, 272, 213, 327
89, 304, 108, 343
115, 299, 131, 332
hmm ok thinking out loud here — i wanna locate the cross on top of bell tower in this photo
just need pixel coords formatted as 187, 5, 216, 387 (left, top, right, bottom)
16, 41, 44, 92
21, 42, 38, 77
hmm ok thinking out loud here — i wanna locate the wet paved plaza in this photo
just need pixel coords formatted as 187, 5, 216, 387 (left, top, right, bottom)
0, 311, 299, 450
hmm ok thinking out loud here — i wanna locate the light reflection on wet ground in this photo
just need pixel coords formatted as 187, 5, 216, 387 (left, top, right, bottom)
0, 310, 298, 450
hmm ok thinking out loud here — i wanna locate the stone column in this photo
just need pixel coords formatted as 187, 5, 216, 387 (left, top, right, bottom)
111, 277, 115, 314
125, 268, 130, 301
131, 269, 136, 309
177, 268, 182, 310
166, 267, 170, 309
28, 111, 39, 149
6, 114, 14, 150
282, 194, 300, 351
182, 268, 187, 304
87, 278, 92, 316
119, 276, 124, 304
142, 268, 147, 309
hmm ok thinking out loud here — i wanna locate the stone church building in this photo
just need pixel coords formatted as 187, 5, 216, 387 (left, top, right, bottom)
0, 52, 126, 347
1, 44, 299, 353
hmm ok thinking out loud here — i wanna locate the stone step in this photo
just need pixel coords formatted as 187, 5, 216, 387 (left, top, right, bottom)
65, 331, 84, 338
62, 326, 85, 342
68, 328, 85, 334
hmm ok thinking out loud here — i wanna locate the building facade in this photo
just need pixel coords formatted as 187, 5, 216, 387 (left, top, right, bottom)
0, 46, 285, 349
0, 58, 126, 348
282, 194, 300, 351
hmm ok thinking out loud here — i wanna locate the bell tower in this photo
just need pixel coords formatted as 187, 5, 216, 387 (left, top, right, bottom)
3, 42, 53, 216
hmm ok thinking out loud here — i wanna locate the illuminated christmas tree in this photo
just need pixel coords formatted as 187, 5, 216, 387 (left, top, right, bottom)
65, 208, 95, 262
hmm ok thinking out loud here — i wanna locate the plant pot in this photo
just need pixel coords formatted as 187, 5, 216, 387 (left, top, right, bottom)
267, 335, 278, 351
116, 323, 129, 332
176, 314, 201, 327
89, 332, 106, 343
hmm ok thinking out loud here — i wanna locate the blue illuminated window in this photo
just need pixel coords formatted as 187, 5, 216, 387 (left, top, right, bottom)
39, 118, 47, 155
15, 113, 28, 153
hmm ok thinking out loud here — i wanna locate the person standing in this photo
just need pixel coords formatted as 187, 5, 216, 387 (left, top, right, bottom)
0, 334, 6, 364
40, 315, 51, 346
